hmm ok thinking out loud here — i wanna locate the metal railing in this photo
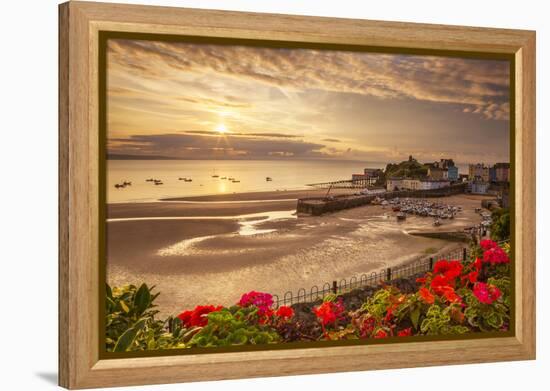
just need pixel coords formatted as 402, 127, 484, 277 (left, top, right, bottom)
271, 245, 470, 308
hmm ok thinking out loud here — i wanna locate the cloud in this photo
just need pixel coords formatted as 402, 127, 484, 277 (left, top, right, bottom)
108, 132, 327, 159
108, 39, 510, 121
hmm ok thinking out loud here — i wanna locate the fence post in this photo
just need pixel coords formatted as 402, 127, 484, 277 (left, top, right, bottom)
332, 280, 338, 294
386, 267, 392, 281
429, 257, 434, 270
462, 248, 467, 262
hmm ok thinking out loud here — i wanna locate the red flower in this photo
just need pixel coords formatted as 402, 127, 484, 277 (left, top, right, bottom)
313, 299, 345, 327
483, 246, 510, 264
442, 287, 462, 304
480, 239, 498, 250
473, 257, 483, 271
373, 329, 389, 338
397, 327, 412, 337
433, 260, 463, 280
275, 306, 294, 320
177, 305, 223, 328
418, 287, 435, 304
461, 271, 478, 284
473, 282, 502, 304
430, 274, 453, 295
416, 277, 427, 284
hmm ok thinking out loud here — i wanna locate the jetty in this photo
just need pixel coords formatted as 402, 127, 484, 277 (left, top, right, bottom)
297, 183, 466, 216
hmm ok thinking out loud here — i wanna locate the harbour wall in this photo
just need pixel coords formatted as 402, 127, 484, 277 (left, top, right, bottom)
297, 183, 467, 216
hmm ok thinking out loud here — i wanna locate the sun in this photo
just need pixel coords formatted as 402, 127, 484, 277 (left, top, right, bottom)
215, 123, 228, 134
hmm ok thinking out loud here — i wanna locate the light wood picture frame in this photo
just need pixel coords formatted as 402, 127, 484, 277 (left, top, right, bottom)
59, 1, 536, 389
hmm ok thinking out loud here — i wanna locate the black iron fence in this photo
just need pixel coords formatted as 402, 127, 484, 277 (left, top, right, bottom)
271, 245, 470, 309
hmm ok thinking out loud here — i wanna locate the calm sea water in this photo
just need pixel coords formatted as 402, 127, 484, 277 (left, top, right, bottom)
107, 159, 386, 203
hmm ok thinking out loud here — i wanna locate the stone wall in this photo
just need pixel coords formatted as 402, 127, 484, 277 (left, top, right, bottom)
297, 183, 467, 216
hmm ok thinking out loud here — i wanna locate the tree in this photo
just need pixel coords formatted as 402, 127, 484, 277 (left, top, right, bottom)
490, 208, 510, 241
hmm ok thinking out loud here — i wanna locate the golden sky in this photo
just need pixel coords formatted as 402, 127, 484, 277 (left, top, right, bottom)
107, 39, 510, 164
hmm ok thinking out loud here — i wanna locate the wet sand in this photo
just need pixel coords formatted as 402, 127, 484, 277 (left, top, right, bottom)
107, 192, 492, 317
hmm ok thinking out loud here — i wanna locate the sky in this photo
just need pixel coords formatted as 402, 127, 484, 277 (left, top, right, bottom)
107, 38, 511, 165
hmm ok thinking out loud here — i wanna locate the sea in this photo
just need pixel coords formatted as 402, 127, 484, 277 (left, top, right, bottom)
107, 159, 387, 203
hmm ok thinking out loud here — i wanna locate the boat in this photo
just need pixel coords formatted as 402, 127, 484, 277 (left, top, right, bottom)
184, 178, 192, 182
266, 177, 273, 181
211, 169, 219, 178
232, 180, 240, 183
396, 212, 406, 221
221, 177, 227, 180
178, 177, 186, 180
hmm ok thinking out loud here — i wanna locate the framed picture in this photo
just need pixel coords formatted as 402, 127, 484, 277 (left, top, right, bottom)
59, 1, 536, 389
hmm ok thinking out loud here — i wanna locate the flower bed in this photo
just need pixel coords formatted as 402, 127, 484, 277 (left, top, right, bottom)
105, 240, 510, 351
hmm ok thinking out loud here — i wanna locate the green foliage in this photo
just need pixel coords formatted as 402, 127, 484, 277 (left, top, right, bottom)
463, 286, 509, 332
490, 208, 510, 241
384, 159, 428, 181
420, 304, 469, 335
105, 283, 188, 352
187, 306, 280, 348
360, 288, 392, 319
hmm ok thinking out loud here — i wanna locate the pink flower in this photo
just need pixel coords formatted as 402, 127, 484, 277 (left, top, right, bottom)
238, 291, 274, 315
473, 282, 502, 304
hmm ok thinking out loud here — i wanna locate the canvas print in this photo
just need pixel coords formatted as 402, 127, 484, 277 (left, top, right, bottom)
104, 37, 512, 352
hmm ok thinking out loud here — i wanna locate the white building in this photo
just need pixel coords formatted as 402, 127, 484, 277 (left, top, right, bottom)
387, 177, 450, 192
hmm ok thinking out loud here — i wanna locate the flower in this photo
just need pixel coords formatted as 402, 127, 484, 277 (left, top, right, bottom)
313, 299, 345, 327
238, 291, 274, 315
430, 274, 454, 295
418, 287, 435, 304
275, 306, 294, 320
416, 277, 427, 284
473, 282, 502, 304
483, 246, 510, 264
397, 327, 412, 337
433, 260, 463, 280
373, 329, 389, 338
461, 271, 479, 284
442, 287, 462, 304
473, 257, 483, 271
177, 305, 223, 328
480, 239, 498, 250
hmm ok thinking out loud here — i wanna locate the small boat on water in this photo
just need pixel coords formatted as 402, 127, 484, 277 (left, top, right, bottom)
266, 177, 273, 181
184, 178, 192, 182
396, 212, 406, 221
221, 177, 227, 180
178, 177, 186, 180
154, 181, 163, 185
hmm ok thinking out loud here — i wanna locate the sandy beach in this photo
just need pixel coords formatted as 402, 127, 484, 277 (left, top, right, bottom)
106, 190, 492, 317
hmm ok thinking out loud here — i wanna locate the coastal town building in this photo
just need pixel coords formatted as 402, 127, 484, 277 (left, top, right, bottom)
386, 177, 450, 192
495, 162, 510, 182
469, 180, 491, 194
428, 167, 448, 180
351, 168, 383, 185
447, 165, 459, 181
469, 163, 490, 182
489, 166, 497, 182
